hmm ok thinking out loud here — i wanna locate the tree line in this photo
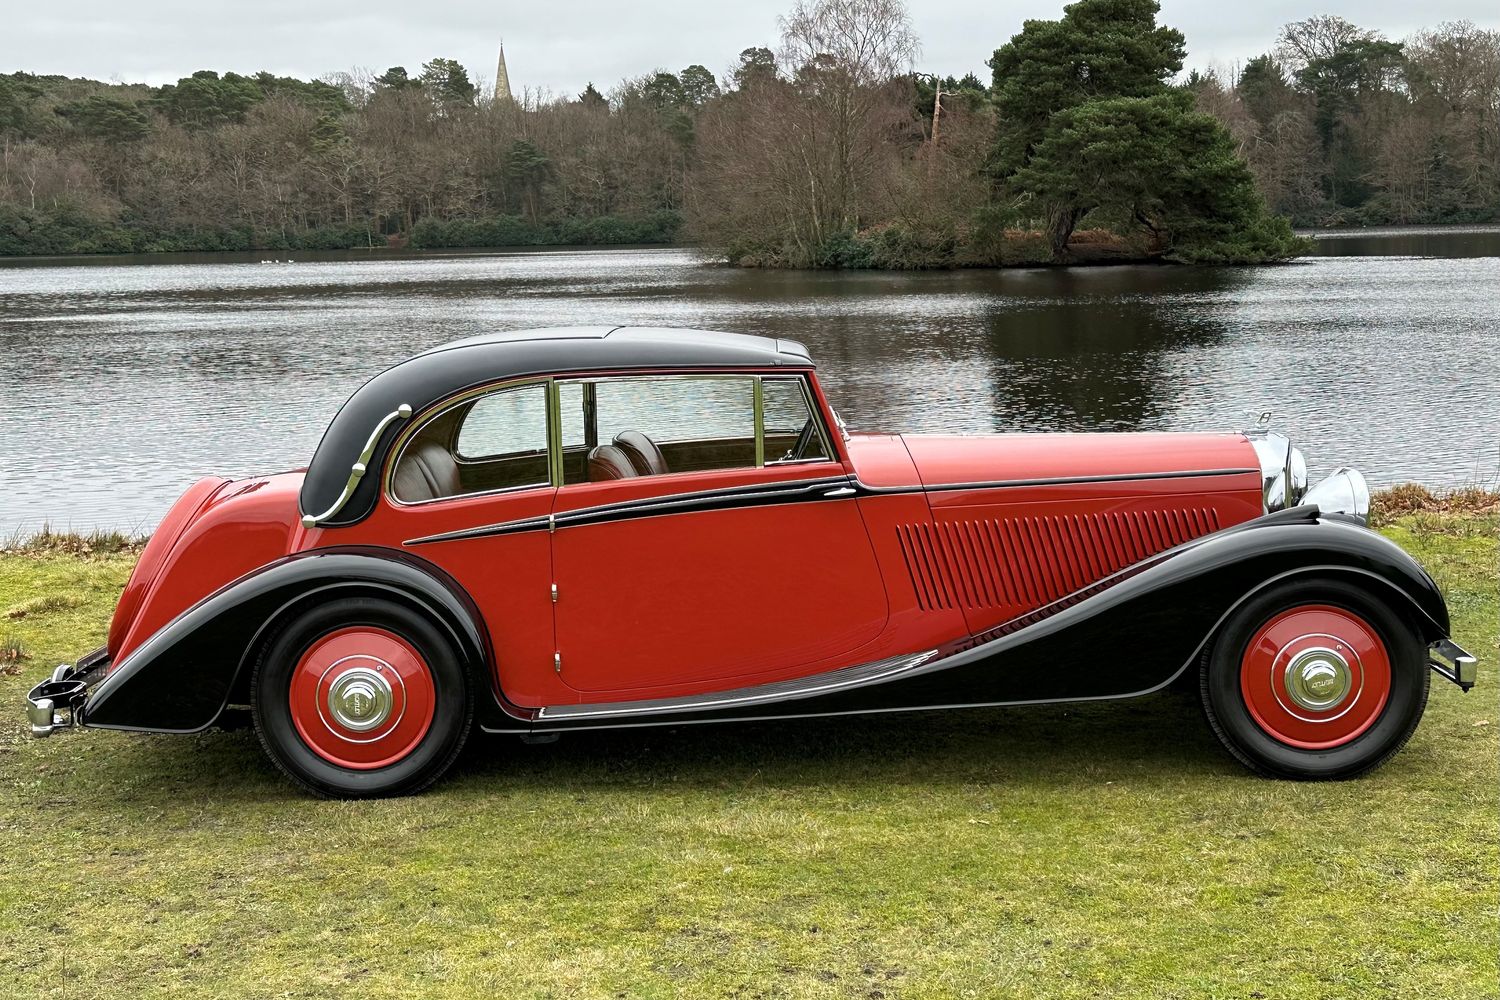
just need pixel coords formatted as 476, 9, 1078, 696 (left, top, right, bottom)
0, 59, 689, 256
1191, 16, 1500, 226
0, 1, 1495, 265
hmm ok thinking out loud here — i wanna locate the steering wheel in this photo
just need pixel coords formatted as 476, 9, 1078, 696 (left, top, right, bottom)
786, 418, 818, 461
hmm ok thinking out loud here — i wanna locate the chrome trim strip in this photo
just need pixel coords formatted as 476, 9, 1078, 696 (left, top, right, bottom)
405, 514, 554, 546
403, 475, 853, 546
558, 477, 846, 528
402, 466, 1256, 544
857, 467, 1258, 495
537, 649, 940, 721
302, 403, 413, 528
753, 376, 765, 467
546, 380, 565, 487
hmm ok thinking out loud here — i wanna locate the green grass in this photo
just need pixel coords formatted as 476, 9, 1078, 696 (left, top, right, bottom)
1, 517, 1495, 999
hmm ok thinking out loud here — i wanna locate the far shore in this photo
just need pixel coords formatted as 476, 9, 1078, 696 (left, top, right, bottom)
3, 221, 1498, 267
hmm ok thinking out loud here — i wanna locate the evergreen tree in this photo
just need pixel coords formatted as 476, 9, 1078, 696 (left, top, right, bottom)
990, 0, 1184, 177
375, 66, 418, 90
578, 83, 608, 109
679, 65, 721, 106
731, 48, 777, 90
990, 0, 1300, 261
1013, 91, 1303, 261
54, 96, 151, 142
420, 58, 476, 108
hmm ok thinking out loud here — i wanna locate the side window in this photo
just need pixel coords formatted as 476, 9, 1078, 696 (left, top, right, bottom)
595, 377, 755, 443
456, 384, 548, 460
567, 376, 757, 483
558, 379, 587, 450
762, 377, 830, 463
391, 382, 550, 503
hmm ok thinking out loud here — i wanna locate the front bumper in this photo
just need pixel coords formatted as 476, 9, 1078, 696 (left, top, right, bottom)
25, 646, 110, 737
1429, 638, 1477, 692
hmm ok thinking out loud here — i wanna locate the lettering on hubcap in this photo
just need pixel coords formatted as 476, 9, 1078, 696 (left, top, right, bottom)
326, 665, 395, 733
1283, 646, 1352, 712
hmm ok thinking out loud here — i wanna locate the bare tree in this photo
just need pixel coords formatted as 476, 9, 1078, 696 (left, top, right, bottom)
689, 0, 920, 265
1276, 15, 1374, 74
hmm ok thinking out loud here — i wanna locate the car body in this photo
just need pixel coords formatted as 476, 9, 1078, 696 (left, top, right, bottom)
27, 327, 1477, 796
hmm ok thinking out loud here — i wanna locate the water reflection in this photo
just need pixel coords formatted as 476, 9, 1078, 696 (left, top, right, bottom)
1, 240, 1497, 533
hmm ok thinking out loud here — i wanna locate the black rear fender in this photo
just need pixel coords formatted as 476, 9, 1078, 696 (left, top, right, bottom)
81, 548, 491, 733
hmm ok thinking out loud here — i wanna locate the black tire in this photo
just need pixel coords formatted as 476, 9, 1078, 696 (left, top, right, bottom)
1200, 577, 1430, 780
250, 596, 473, 798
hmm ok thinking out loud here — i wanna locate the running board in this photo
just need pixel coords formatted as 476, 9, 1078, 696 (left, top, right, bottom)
536, 648, 940, 722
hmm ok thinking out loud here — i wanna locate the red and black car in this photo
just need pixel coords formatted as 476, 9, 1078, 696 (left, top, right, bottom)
27, 327, 1477, 797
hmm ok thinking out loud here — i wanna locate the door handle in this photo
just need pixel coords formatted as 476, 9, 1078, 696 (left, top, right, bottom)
823, 486, 857, 498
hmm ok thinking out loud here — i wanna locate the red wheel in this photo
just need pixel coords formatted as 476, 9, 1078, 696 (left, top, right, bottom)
1202, 579, 1429, 780
251, 598, 472, 798
287, 627, 437, 769
1237, 605, 1392, 750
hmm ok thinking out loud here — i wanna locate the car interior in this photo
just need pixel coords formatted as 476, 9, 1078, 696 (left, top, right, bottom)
389, 375, 830, 504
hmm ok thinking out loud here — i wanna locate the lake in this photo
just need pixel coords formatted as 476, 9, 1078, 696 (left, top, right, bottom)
2, 226, 1497, 534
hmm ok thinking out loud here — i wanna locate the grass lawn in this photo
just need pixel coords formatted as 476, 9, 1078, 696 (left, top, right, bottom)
1, 514, 1495, 999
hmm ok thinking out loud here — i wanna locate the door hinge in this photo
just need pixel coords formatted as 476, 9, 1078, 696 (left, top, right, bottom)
553, 651, 562, 674
550, 583, 558, 603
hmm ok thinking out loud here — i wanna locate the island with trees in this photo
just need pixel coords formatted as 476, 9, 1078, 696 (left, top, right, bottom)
0, 0, 1495, 267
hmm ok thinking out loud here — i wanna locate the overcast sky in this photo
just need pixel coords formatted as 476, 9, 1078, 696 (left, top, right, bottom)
5, 1, 1498, 96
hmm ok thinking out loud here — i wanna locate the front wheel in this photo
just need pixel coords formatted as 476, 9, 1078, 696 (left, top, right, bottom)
250, 597, 473, 798
1201, 578, 1429, 780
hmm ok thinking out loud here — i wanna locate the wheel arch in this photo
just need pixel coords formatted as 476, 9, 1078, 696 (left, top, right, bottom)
228, 575, 490, 709
82, 547, 495, 734
1240, 564, 1441, 641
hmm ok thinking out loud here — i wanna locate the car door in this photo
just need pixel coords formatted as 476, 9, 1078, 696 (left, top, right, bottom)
370, 378, 567, 707
549, 372, 890, 699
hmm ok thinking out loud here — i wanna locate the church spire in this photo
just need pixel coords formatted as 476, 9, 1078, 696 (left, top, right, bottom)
495, 39, 512, 102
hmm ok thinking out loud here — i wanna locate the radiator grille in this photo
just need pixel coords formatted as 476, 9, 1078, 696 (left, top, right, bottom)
898, 507, 1222, 613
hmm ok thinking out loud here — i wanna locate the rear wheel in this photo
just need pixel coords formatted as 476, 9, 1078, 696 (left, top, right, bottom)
1201, 578, 1429, 780
250, 597, 473, 798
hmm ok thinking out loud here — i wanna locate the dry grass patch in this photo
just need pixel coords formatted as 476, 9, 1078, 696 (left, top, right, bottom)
0, 633, 28, 673
0, 525, 149, 557
1372, 483, 1500, 525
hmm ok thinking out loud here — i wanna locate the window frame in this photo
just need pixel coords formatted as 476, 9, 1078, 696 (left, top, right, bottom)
385, 376, 557, 508
453, 383, 553, 463
759, 374, 836, 468
556, 371, 837, 481
384, 370, 839, 507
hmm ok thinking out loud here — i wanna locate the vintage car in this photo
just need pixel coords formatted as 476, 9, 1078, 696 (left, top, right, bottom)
27, 327, 1476, 797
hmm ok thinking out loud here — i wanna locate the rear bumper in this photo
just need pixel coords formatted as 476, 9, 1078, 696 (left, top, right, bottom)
25, 646, 110, 737
1429, 638, 1477, 692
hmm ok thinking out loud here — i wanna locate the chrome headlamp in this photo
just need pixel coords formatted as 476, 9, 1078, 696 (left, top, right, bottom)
1303, 467, 1370, 524
1246, 430, 1308, 513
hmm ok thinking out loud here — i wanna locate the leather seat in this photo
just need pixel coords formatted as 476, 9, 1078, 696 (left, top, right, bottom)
614, 431, 670, 477
393, 439, 463, 501
587, 444, 639, 481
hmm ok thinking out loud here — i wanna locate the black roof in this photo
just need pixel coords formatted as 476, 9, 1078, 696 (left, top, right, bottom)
300, 326, 814, 526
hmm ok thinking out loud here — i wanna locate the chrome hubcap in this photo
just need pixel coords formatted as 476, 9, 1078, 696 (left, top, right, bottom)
327, 666, 394, 732
1283, 646, 1352, 711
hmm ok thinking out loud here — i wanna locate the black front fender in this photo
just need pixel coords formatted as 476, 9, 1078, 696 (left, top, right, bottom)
81, 548, 491, 733
829, 508, 1454, 714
